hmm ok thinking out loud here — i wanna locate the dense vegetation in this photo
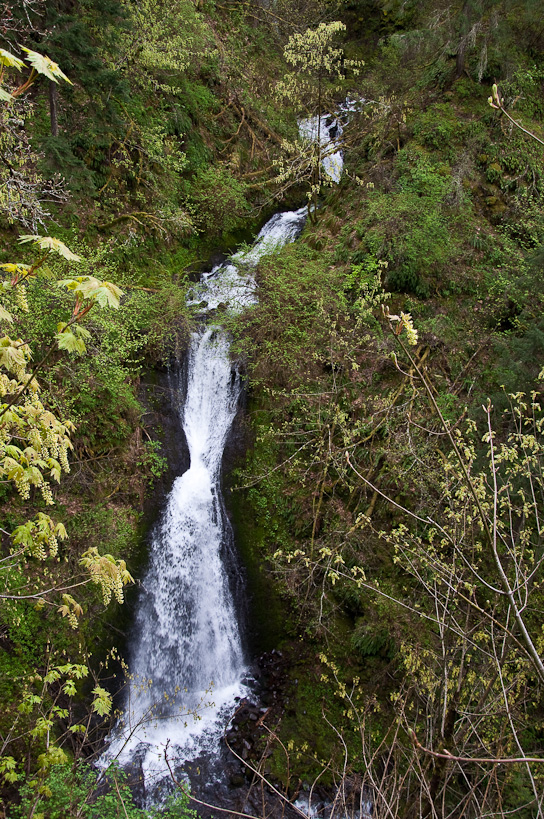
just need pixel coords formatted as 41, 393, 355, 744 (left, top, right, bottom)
1, 0, 544, 815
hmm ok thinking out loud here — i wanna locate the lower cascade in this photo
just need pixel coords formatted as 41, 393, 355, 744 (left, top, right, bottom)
101, 207, 307, 798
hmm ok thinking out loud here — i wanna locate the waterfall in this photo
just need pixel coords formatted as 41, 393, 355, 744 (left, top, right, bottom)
298, 114, 344, 183
101, 103, 348, 798
101, 207, 307, 794
299, 98, 365, 185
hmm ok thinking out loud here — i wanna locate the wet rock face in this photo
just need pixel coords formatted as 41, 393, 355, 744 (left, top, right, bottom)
226, 702, 270, 759
139, 364, 191, 514
171, 649, 293, 819
226, 649, 288, 757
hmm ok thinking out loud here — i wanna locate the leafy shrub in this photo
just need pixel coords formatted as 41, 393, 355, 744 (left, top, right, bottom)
231, 243, 345, 387
412, 104, 458, 153
386, 264, 430, 298
351, 622, 395, 660
9, 762, 196, 819
354, 149, 459, 296
187, 165, 250, 236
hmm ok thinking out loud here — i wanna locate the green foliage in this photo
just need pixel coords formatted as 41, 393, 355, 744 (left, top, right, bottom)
231, 242, 345, 386
344, 256, 389, 309
9, 762, 196, 819
186, 165, 250, 236
0, 74, 139, 797
0, 235, 129, 498
2, 0, 544, 811
137, 439, 168, 485
497, 65, 544, 121
351, 622, 395, 660
352, 147, 464, 297
0, 58, 69, 229
279, 21, 349, 96
20, 47, 72, 85
0, 44, 73, 101
9, 239, 190, 452
274, 22, 363, 206
118, 0, 211, 89
412, 103, 458, 154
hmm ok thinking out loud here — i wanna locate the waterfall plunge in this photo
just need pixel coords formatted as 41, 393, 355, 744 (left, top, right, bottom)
101, 208, 307, 793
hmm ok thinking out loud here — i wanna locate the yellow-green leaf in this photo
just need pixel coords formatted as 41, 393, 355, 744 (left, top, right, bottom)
0, 305, 13, 323
0, 263, 32, 275
91, 686, 112, 716
56, 330, 86, 355
0, 49, 24, 70
18, 235, 81, 261
20, 48, 72, 84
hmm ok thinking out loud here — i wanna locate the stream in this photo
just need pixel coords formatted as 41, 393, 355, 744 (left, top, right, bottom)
101, 115, 344, 808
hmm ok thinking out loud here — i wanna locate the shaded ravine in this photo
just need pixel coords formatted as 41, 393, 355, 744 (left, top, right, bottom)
102, 115, 344, 807
101, 208, 308, 803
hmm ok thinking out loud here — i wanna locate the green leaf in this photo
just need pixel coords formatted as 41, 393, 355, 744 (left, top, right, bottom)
20, 48, 72, 84
37, 747, 68, 768
75, 325, 91, 339
57, 276, 123, 309
25, 466, 43, 485
91, 686, 112, 716
0, 756, 19, 784
0, 87, 12, 102
0, 342, 25, 371
18, 235, 81, 261
11, 524, 33, 547
0, 305, 13, 323
4, 459, 24, 481
4, 445, 22, 459
50, 465, 61, 483
0, 49, 24, 70
92, 281, 123, 309
56, 330, 86, 355
18, 694, 41, 713
0, 263, 32, 275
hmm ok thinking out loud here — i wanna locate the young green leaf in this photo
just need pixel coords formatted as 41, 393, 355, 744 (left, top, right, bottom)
0, 49, 25, 70
91, 686, 112, 716
0, 305, 13, 323
18, 235, 81, 261
20, 48, 73, 84
56, 330, 86, 355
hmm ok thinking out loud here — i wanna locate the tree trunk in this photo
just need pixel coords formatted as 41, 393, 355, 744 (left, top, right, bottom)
455, 0, 472, 77
49, 81, 59, 137
456, 37, 467, 77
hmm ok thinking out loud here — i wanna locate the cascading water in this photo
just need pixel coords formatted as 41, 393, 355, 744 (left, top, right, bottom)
101, 207, 308, 799
101, 105, 349, 803
298, 98, 364, 186
299, 115, 344, 184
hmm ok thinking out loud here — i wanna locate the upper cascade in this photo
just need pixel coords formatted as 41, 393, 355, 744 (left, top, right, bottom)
298, 98, 365, 185
189, 205, 307, 313
299, 114, 344, 183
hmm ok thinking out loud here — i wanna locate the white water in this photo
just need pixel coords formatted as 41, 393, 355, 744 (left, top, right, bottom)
294, 790, 373, 819
299, 98, 366, 185
101, 206, 307, 792
299, 115, 344, 184
189, 205, 308, 312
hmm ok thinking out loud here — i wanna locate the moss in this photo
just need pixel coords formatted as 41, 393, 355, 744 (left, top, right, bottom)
226, 479, 288, 654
